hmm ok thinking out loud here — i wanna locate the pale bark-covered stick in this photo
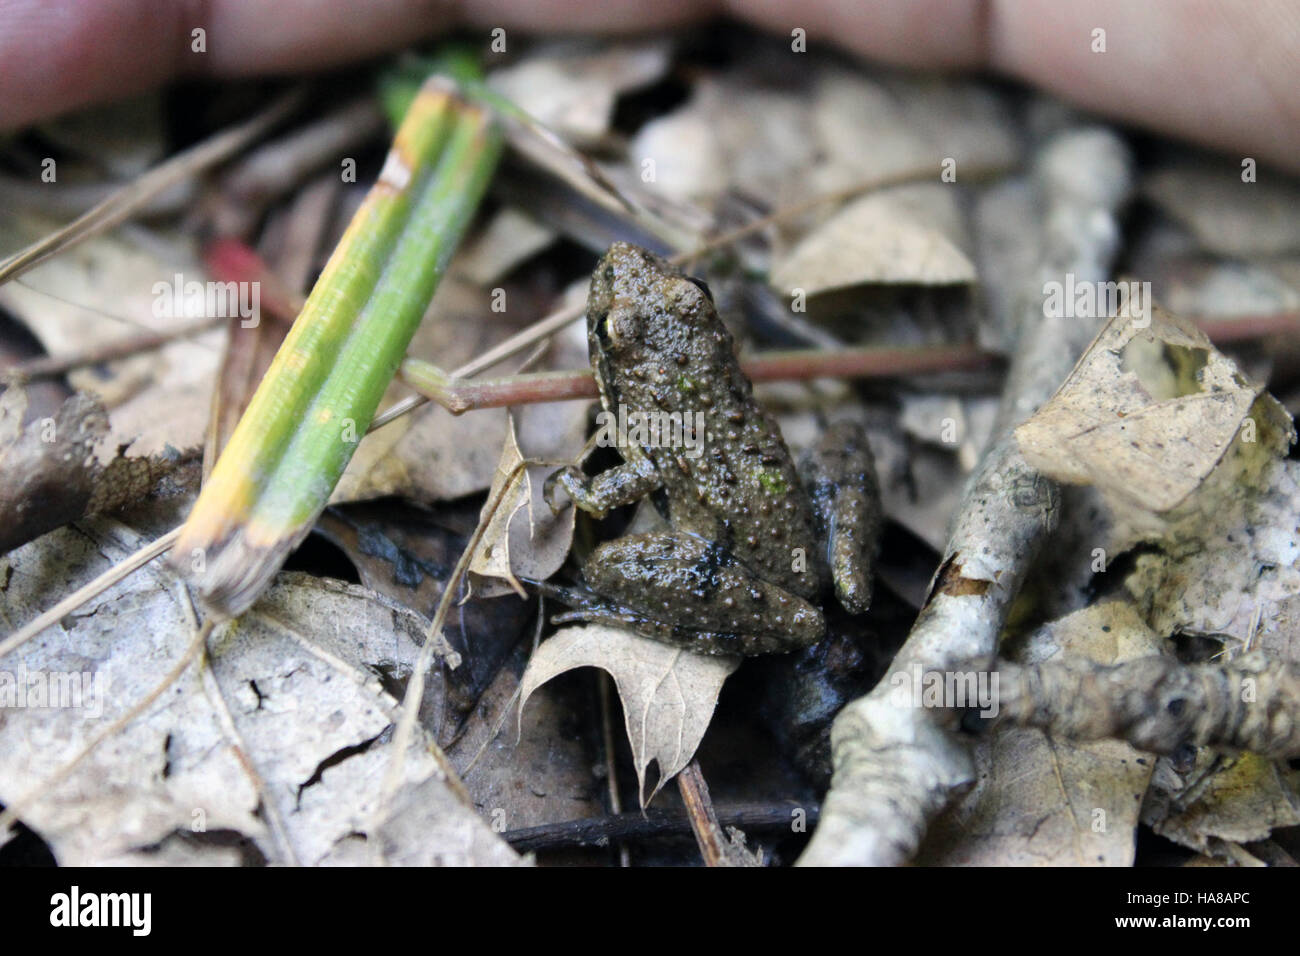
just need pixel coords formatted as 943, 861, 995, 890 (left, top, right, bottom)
800, 128, 1134, 866
992, 651, 1300, 760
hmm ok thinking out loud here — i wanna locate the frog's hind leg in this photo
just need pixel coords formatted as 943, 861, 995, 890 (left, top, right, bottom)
801, 420, 882, 614
554, 606, 799, 659
523, 531, 824, 655
525, 576, 795, 655
579, 532, 825, 653
577, 612, 778, 656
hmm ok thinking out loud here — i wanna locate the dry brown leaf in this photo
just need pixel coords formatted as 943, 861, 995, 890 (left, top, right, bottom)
808, 70, 936, 196
1144, 164, 1300, 257
629, 72, 825, 206
628, 65, 1015, 213
518, 625, 740, 803
1015, 306, 1292, 526
0, 522, 517, 866
488, 39, 672, 148
0, 225, 219, 459
769, 184, 976, 295
804, 70, 1016, 199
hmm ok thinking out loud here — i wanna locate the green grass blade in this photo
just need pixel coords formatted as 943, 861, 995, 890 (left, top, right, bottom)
174, 77, 502, 616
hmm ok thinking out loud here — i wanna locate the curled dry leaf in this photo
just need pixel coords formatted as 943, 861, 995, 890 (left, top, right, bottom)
1014, 305, 1293, 537
469, 414, 575, 598
518, 625, 740, 804
0, 388, 197, 554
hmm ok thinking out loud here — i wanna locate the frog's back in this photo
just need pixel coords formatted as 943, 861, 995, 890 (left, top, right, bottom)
593, 244, 823, 600
665, 356, 823, 601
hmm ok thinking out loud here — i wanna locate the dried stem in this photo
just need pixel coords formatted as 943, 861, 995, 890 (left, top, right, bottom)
0, 526, 181, 661
2, 315, 225, 384
0, 89, 304, 284
677, 759, 731, 867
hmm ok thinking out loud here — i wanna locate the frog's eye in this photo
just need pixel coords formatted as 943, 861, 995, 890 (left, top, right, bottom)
596, 307, 636, 348
685, 276, 714, 303
594, 310, 613, 348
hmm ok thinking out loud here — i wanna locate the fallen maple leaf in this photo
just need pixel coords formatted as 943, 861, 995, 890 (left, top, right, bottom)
519, 625, 739, 803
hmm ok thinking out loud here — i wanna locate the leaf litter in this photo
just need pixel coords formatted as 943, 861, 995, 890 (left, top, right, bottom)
3, 26, 1300, 868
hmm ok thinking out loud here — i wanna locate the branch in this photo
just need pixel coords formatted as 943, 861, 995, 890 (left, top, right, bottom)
992, 651, 1300, 759
799, 127, 1135, 866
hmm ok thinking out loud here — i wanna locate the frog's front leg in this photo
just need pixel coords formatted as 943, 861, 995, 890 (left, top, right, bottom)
801, 421, 882, 615
545, 456, 662, 519
572, 531, 825, 654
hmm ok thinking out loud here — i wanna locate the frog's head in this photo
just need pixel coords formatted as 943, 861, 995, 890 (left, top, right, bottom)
586, 242, 717, 363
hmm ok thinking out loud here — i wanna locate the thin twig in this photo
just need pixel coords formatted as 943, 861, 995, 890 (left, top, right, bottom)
0, 88, 304, 284
504, 801, 817, 854
677, 759, 730, 867
368, 302, 584, 432
2, 315, 225, 383
0, 617, 213, 841
398, 343, 1001, 414
0, 527, 181, 661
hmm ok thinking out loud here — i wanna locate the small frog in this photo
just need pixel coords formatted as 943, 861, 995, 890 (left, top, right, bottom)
543, 243, 881, 655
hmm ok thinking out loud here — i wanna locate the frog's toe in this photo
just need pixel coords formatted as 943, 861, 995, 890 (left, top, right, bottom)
542, 468, 572, 515
833, 566, 874, 616
803, 421, 882, 617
